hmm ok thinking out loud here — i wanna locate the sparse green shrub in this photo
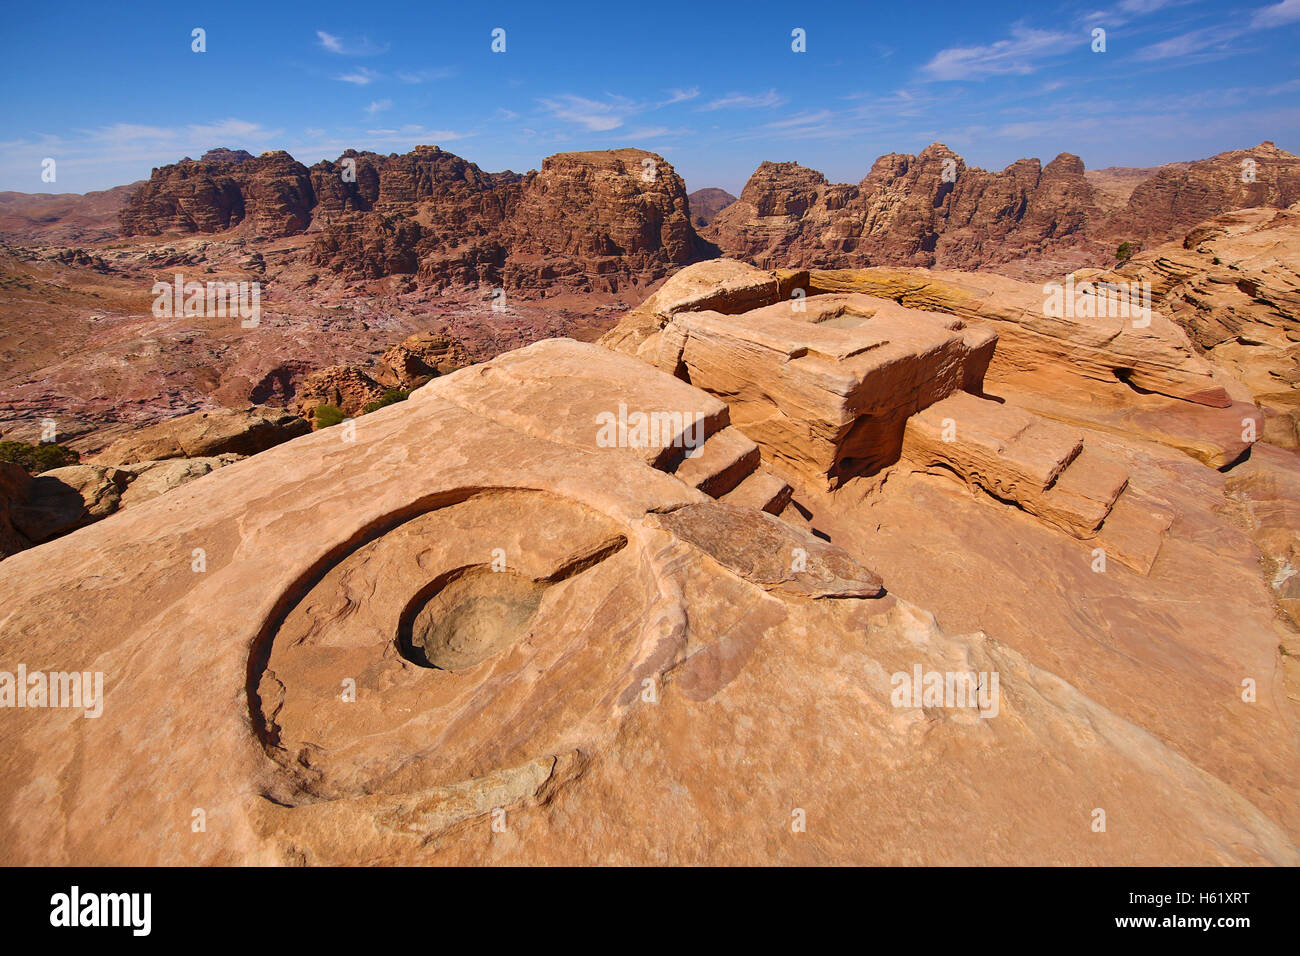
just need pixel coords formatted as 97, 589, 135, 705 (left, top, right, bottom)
0, 440, 80, 474
313, 404, 346, 429
361, 389, 410, 415
1116, 241, 1138, 262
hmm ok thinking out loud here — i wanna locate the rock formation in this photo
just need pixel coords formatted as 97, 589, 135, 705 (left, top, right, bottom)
707, 142, 1300, 279
119, 145, 708, 294
2, 337, 1298, 865
1088, 203, 1300, 447
89, 405, 311, 465
120, 149, 315, 238
5, 142, 1300, 869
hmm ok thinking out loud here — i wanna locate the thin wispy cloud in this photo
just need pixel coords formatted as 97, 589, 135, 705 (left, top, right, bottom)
701, 90, 786, 111
1135, 25, 1238, 61
337, 68, 382, 86
660, 88, 700, 106
1252, 0, 1300, 28
397, 68, 455, 84
538, 94, 641, 131
316, 30, 344, 53
315, 29, 389, 56
764, 110, 834, 130
365, 99, 392, 115
922, 26, 1075, 81
363, 125, 471, 143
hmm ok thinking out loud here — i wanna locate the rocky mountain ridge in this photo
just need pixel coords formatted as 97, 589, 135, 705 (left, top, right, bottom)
707, 141, 1300, 279
120, 145, 708, 294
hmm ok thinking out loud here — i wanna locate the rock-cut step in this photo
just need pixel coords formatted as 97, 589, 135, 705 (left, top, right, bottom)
720, 467, 795, 515
669, 426, 761, 498
901, 391, 1085, 506
665, 424, 795, 515
901, 391, 1167, 572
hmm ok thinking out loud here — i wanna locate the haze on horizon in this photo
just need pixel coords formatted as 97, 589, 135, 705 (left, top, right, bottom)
2, 0, 1298, 196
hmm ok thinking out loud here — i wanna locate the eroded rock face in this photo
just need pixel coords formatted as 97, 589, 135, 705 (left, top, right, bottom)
0, 462, 34, 557
1115, 142, 1300, 243
292, 366, 386, 420
707, 142, 1300, 278
120, 149, 315, 238
791, 267, 1237, 408
90, 405, 311, 465
502, 149, 704, 293
651, 293, 998, 486
1092, 203, 1300, 448
3, 339, 1298, 866
375, 331, 471, 388
121, 145, 710, 293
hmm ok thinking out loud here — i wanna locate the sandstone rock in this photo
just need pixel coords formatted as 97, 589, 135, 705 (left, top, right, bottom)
7, 472, 87, 542
1114, 142, 1300, 243
376, 331, 471, 388
0, 461, 33, 557
900, 392, 1157, 568
120, 149, 315, 238
502, 149, 705, 294
718, 466, 793, 515
707, 144, 1105, 275
599, 258, 786, 356
648, 501, 883, 598
708, 142, 1300, 280
293, 366, 387, 420
91, 405, 311, 465
641, 293, 997, 486
1225, 443, 1300, 625
39, 463, 130, 519
118, 455, 239, 509
797, 267, 1230, 407
3, 339, 1297, 865
1097, 203, 1300, 450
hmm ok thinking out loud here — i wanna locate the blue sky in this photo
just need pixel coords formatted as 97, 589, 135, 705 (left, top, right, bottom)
2, 0, 1298, 195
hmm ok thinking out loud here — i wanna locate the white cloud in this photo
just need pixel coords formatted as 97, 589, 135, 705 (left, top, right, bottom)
338, 68, 381, 86
661, 87, 700, 106
396, 68, 455, 84
701, 89, 787, 110
922, 27, 1074, 81
1252, 0, 1300, 27
764, 110, 834, 129
1135, 25, 1238, 60
365, 99, 392, 115
1118, 0, 1176, 13
314, 30, 389, 55
361, 125, 471, 144
538, 94, 641, 131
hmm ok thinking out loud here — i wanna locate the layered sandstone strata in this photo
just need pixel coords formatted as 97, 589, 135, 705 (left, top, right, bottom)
1089, 203, 1300, 447
652, 293, 997, 486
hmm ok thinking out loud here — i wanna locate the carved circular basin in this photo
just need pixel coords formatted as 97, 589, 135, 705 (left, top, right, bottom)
401, 568, 545, 670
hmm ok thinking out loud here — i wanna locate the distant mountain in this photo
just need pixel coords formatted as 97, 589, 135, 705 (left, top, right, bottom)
116, 145, 712, 293
688, 187, 737, 227
706, 142, 1300, 279
1084, 162, 1191, 212
6, 141, 1298, 286
0, 183, 141, 244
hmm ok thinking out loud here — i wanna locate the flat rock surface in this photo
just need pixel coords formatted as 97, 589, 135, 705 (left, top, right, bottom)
3, 340, 1295, 864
